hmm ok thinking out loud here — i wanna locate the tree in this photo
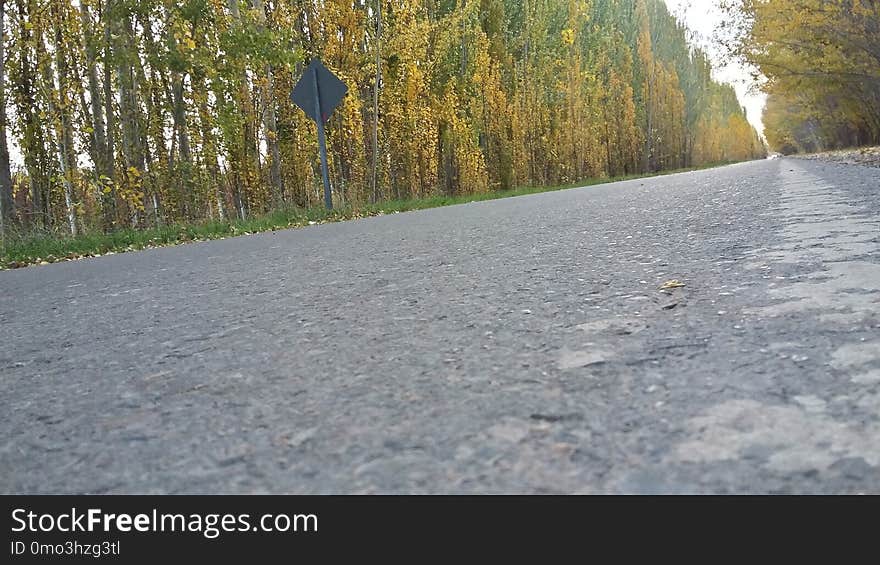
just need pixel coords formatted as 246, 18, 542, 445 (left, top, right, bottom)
0, 0, 14, 231
722, 0, 880, 152
0, 0, 764, 232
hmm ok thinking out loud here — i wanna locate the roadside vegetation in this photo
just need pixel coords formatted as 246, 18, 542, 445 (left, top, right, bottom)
1, 162, 736, 269
722, 0, 880, 154
0, 0, 764, 244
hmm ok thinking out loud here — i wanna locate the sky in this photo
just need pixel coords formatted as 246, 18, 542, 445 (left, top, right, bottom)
662, 0, 767, 137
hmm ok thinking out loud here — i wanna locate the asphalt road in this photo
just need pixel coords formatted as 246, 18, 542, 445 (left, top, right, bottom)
2, 158, 879, 494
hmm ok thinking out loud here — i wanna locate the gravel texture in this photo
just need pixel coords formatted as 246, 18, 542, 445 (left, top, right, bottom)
1, 157, 879, 494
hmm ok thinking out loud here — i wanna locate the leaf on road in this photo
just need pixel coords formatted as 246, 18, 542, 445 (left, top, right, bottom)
659, 280, 686, 291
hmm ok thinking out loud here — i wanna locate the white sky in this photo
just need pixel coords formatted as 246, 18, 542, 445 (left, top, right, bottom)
663, 0, 767, 137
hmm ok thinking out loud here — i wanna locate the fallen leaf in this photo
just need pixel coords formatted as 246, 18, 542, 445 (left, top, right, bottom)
659, 280, 686, 290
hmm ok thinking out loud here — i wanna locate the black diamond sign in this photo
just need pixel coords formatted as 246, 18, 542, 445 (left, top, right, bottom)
290, 59, 349, 124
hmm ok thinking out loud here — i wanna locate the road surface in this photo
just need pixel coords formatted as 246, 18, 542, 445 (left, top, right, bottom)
2, 158, 879, 494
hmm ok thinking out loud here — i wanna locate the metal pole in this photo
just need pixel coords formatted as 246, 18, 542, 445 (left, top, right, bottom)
312, 65, 332, 210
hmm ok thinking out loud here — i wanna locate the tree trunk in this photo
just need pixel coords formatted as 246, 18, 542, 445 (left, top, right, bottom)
16, 0, 46, 228
171, 74, 191, 164
194, 71, 224, 219
228, 0, 254, 219
115, 8, 146, 225
252, 0, 283, 205
0, 0, 15, 232
79, 1, 109, 178
100, 0, 117, 228
370, 0, 382, 203
43, 10, 78, 235
101, 0, 116, 178
264, 68, 284, 204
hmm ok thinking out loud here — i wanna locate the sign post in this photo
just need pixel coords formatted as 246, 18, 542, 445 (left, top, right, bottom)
291, 59, 349, 210
311, 65, 333, 210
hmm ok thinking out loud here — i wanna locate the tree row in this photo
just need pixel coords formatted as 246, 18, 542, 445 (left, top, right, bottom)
0, 0, 766, 235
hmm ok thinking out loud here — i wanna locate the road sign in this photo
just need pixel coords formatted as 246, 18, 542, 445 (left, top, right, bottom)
291, 59, 349, 210
291, 59, 348, 124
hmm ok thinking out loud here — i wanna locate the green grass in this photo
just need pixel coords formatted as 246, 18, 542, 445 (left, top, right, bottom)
0, 161, 737, 270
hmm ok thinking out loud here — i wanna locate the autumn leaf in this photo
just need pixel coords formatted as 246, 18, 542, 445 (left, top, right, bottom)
659, 280, 687, 291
